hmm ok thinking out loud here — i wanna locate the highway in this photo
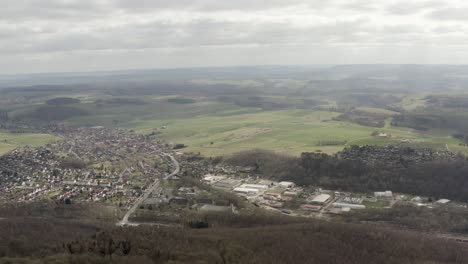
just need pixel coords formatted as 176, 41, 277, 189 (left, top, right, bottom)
117, 152, 180, 226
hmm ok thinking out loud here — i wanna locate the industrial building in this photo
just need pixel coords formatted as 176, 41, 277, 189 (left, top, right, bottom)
264, 192, 282, 200
239, 184, 268, 190
279, 181, 295, 188
233, 187, 259, 195
283, 191, 298, 197
436, 199, 450, 204
213, 178, 241, 189
203, 174, 226, 183
374, 190, 393, 199
333, 202, 366, 210
343, 197, 363, 204
310, 194, 331, 205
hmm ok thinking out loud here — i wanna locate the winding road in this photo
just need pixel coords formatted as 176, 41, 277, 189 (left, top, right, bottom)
117, 152, 180, 226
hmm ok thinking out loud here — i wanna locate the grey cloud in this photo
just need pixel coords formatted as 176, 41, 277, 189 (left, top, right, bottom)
431, 25, 464, 34
0, 0, 342, 25
386, 1, 442, 15
2, 0, 468, 74
429, 7, 468, 21
340, 1, 378, 11
381, 25, 425, 34
0, 0, 110, 21
113, 0, 335, 12
0, 18, 371, 54
16, 15, 459, 56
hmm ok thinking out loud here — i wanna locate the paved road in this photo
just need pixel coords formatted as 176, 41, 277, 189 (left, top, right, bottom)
161, 153, 180, 180
69, 147, 81, 160
317, 197, 338, 219
117, 152, 180, 226
118, 167, 129, 184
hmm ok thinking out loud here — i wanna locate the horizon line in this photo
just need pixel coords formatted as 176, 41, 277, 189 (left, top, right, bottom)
3, 63, 468, 77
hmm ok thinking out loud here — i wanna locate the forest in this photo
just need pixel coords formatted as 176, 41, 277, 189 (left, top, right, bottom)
343, 204, 468, 234
0, 202, 467, 264
224, 146, 468, 202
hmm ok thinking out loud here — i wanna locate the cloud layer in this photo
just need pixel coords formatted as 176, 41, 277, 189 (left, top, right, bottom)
1, 0, 468, 74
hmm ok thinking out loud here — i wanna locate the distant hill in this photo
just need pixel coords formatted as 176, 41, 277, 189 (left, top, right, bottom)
46, 97, 80, 106
3, 64, 468, 92
25, 105, 88, 121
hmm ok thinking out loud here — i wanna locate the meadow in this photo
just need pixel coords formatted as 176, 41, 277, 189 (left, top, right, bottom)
0, 132, 59, 155
109, 102, 462, 156
3, 79, 467, 157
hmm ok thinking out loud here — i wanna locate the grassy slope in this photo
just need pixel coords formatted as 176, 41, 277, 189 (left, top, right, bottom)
0, 132, 59, 155
11, 97, 462, 157
121, 105, 462, 156
69, 100, 254, 127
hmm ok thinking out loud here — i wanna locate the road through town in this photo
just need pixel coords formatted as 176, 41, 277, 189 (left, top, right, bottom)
118, 152, 180, 226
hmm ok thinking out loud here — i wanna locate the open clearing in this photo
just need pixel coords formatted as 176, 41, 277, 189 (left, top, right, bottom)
124, 106, 462, 156
0, 132, 59, 155
9, 97, 464, 157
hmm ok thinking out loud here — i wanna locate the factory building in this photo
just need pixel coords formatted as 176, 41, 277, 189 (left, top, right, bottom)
333, 202, 366, 210
283, 191, 298, 197
239, 184, 268, 190
374, 190, 393, 199
279, 181, 295, 188
310, 194, 331, 205
233, 187, 259, 195
436, 199, 450, 204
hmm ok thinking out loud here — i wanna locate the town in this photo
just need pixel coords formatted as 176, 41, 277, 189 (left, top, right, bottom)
0, 126, 457, 226
4, 1, 468, 260
0, 127, 175, 209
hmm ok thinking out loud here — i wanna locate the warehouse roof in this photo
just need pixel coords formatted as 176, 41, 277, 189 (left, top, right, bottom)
312, 194, 331, 203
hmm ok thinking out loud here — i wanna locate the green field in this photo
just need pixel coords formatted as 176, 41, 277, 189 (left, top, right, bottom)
0, 132, 59, 155
6, 92, 466, 157
362, 200, 391, 208
117, 105, 463, 156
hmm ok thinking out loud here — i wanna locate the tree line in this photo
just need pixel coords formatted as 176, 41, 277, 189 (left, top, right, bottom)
224, 147, 468, 202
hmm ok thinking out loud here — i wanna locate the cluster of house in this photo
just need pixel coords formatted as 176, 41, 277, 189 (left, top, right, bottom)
0, 127, 173, 205
1, 124, 455, 220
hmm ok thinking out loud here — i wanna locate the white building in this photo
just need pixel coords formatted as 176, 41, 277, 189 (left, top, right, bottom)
333, 202, 366, 210
374, 191, 393, 199
311, 194, 331, 205
233, 187, 259, 195
343, 197, 363, 204
283, 191, 298, 197
239, 184, 268, 190
436, 199, 450, 204
203, 174, 225, 183
411, 196, 423, 203
279, 181, 295, 188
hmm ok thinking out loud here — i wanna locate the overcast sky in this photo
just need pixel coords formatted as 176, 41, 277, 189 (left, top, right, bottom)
2, 0, 468, 74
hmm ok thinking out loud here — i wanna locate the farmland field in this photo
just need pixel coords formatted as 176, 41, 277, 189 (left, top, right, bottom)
3, 77, 468, 157
119, 105, 463, 156
0, 132, 59, 155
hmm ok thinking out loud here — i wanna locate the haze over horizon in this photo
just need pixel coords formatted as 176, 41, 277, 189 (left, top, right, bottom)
3, 0, 468, 74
